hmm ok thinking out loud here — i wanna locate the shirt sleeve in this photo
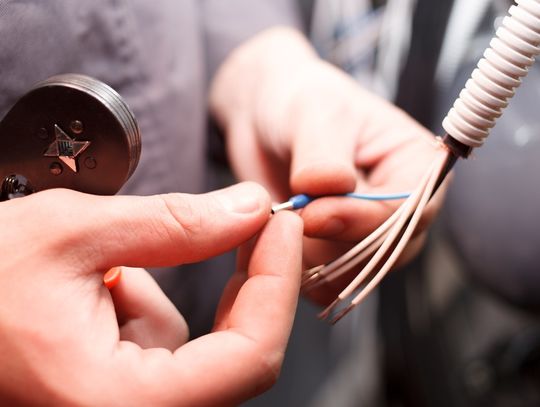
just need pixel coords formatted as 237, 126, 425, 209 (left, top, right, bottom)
201, 0, 303, 79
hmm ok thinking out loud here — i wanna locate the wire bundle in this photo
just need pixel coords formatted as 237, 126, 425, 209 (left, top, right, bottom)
297, 0, 540, 323
300, 148, 450, 323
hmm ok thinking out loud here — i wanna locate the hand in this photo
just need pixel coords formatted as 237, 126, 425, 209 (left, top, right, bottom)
0, 183, 303, 406
211, 28, 446, 303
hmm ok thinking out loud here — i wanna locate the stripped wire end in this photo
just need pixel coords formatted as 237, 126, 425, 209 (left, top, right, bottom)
309, 148, 453, 324
301, 265, 325, 286
271, 201, 295, 214
271, 194, 313, 214
317, 298, 341, 320
330, 304, 355, 325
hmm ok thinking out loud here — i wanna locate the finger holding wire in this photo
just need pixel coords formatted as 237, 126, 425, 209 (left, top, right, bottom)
314, 158, 435, 319
288, 127, 445, 244
319, 150, 451, 323
292, 191, 408, 242
292, 144, 451, 309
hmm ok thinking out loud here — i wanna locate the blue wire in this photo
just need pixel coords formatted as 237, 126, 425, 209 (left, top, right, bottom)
287, 192, 410, 210
345, 192, 411, 201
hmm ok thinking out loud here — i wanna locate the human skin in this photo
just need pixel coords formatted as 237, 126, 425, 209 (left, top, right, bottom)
0, 183, 303, 406
0, 25, 447, 406
211, 27, 447, 304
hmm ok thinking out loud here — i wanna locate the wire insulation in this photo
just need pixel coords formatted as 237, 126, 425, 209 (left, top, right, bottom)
272, 192, 411, 213
442, 0, 540, 147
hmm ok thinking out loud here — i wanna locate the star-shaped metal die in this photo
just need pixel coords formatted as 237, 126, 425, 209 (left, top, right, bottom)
44, 124, 91, 173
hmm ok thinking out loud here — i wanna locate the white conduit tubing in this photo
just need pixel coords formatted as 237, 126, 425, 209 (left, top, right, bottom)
442, 0, 540, 148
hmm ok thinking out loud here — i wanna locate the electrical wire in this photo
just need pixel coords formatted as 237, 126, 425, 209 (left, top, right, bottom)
271, 192, 411, 213
297, 0, 540, 323
318, 149, 450, 323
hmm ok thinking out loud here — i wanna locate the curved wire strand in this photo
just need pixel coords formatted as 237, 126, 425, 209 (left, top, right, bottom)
317, 155, 442, 320
329, 150, 450, 323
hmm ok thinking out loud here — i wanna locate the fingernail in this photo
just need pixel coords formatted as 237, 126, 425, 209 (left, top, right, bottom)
318, 218, 346, 237
218, 183, 263, 214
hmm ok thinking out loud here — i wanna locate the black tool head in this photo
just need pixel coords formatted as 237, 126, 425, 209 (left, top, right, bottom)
0, 74, 141, 200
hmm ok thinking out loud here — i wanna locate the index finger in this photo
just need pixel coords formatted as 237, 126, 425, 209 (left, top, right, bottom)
110, 212, 304, 406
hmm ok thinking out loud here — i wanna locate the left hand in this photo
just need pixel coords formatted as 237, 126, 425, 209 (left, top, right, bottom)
211, 27, 447, 303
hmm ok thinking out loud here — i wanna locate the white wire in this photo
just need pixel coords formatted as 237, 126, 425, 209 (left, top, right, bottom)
326, 151, 449, 323
302, 203, 403, 281
304, 231, 389, 290
346, 152, 448, 308
443, 0, 540, 147
317, 155, 441, 320
334, 158, 436, 300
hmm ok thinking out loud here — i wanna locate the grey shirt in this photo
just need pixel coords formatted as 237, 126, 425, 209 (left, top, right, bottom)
0, 0, 300, 194
0, 0, 301, 334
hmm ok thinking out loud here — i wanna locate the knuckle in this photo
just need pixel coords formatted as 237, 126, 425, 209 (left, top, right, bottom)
155, 194, 206, 249
254, 350, 284, 392
6, 189, 95, 256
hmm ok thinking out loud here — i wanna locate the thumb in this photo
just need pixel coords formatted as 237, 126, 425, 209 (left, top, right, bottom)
13, 182, 271, 271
